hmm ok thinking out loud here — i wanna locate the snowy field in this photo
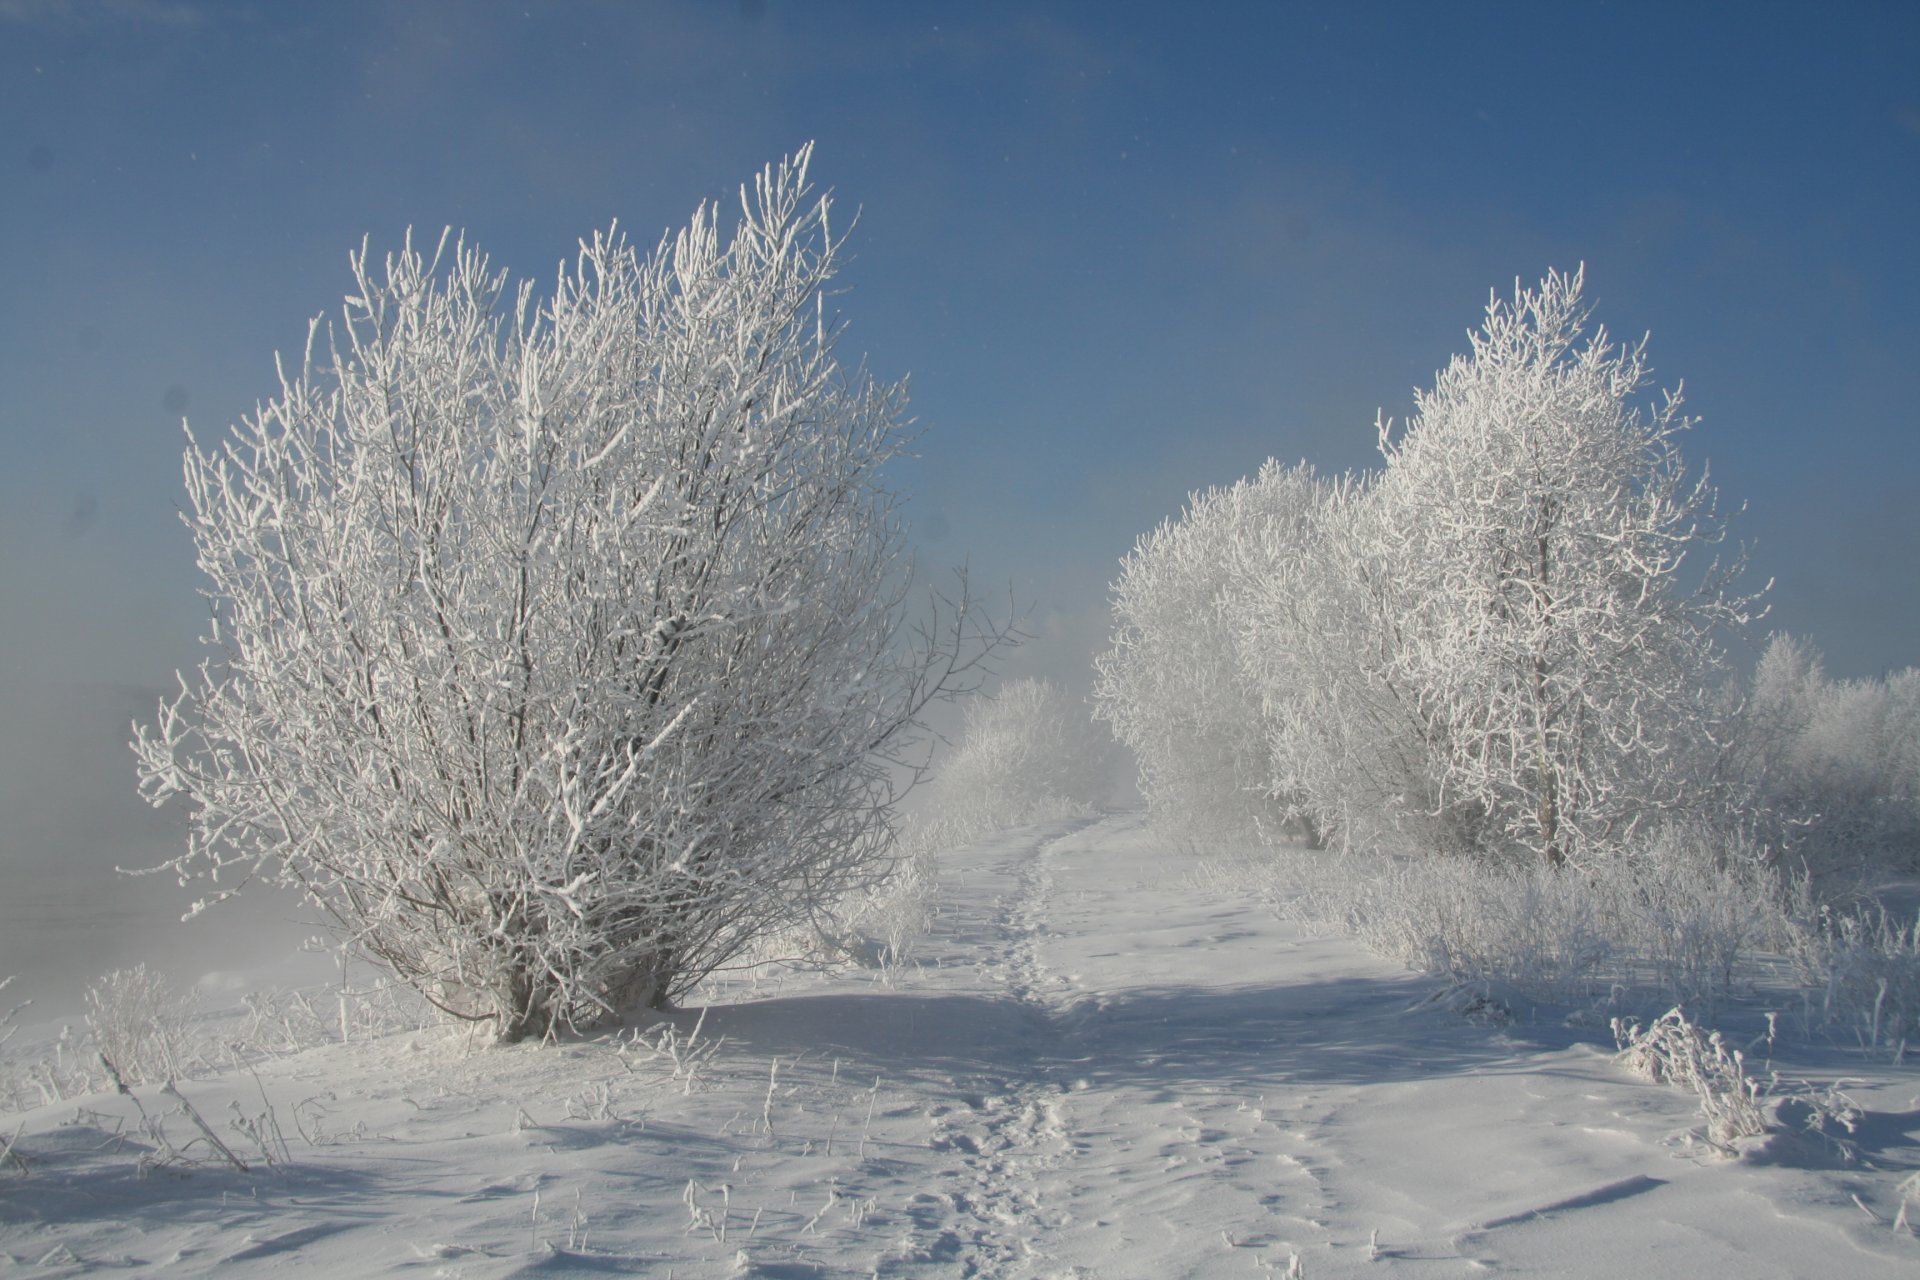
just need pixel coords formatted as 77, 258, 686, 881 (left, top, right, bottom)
4, 813, 1918, 1277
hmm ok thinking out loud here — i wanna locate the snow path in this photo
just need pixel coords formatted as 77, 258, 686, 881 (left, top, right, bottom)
4, 813, 1919, 1277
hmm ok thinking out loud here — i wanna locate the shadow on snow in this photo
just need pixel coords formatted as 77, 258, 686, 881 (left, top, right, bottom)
692, 972, 1542, 1095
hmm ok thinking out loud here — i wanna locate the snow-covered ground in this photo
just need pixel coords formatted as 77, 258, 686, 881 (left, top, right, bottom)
4, 814, 1918, 1276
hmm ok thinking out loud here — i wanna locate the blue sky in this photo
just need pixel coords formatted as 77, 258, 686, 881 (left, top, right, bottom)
2, 1, 1916, 992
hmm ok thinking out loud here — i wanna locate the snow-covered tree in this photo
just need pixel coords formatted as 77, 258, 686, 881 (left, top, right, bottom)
1102, 269, 1756, 867
1094, 472, 1300, 842
1369, 267, 1755, 866
133, 148, 1007, 1041
1226, 464, 1451, 852
1098, 459, 1448, 853
1743, 634, 1920, 877
922, 677, 1114, 841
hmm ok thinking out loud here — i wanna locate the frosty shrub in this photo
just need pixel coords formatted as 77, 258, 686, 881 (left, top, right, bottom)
85, 964, 192, 1086
1254, 824, 1786, 1012
134, 148, 1007, 1041
923, 678, 1114, 842
1601, 824, 1788, 1014
1226, 466, 1454, 853
1095, 474, 1284, 842
1788, 905, 1920, 1058
1268, 847, 1614, 1002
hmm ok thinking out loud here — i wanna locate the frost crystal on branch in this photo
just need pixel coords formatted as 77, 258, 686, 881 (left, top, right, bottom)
133, 146, 1007, 1042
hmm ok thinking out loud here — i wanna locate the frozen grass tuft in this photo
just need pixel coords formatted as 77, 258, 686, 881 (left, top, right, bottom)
1235, 823, 1789, 1016
0, 976, 22, 1053
0, 966, 433, 1112
1613, 1007, 1770, 1156
618, 1008, 723, 1096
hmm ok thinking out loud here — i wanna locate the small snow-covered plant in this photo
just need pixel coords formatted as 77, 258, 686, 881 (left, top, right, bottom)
0, 979, 27, 1173
86, 965, 193, 1086
93, 1053, 250, 1174
133, 146, 1009, 1042
229, 978, 430, 1058
226, 1078, 295, 1168
683, 1178, 731, 1242
1897, 1173, 1920, 1234
1614, 1007, 1769, 1155
0, 1122, 23, 1176
1, 1023, 97, 1109
619, 1007, 721, 1094
830, 831, 937, 978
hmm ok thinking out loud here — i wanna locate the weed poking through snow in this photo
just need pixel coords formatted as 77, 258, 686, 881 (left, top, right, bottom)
1613, 1008, 1769, 1155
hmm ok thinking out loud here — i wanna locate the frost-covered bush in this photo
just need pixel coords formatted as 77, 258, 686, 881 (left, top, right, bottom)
1601, 825, 1789, 1012
1227, 466, 1459, 854
1252, 824, 1786, 1011
0, 966, 198, 1104
85, 965, 193, 1086
1097, 461, 1466, 856
1270, 849, 1613, 1002
1788, 905, 1920, 1057
1614, 1007, 1770, 1156
133, 147, 1007, 1041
